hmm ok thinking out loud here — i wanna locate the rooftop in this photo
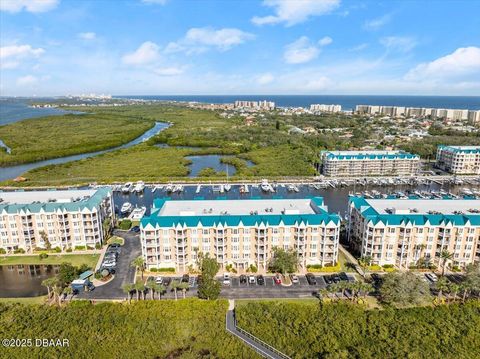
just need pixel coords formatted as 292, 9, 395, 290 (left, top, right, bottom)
158, 198, 319, 216
0, 189, 97, 205
321, 150, 419, 160
439, 145, 480, 153
364, 198, 480, 215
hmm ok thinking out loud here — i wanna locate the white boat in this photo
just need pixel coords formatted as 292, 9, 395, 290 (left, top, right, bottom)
173, 184, 183, 193
165, 183, 173, 193
195, 184, 202, 194
260, 179, 270, 192
121, 182, 132, 194
128, 206, 146, 220
120, 202, 133, 214
212, 184, 222, 192
133, 181, 145, 193
287, 184, 295, 192
224, 184, 231, 192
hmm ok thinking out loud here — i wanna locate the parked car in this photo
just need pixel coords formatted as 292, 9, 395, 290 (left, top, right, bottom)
130, 226, 140, 233
248, 275, 256, 284
370, 273, 381, 284
290, 274, 299, 284
181, 274, 189, 283
257, 275, 265, 285
332, 274, 341, 283
107, 246, 121, 254
306, 273, 317, 285
339, 272, 349, 281
274, 274, 282, 285
239, 274, 247, 284
324, 275, 333, 285
188, 277, 196, 288
163, 277, 172, 286
155, 276, 163, 284
223, 273, 231, 286
425, 273, 438, 283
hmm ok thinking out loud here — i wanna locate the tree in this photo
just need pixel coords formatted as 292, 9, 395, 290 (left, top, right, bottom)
435, 277, 449, 301
358, 255, 372, 278
131, 256, 146, 280
197, 254, 221, 300
134, 280, 145, 300
170, 280, 181, 301
178, 282, 189, 299
448, 283, 460, 303
62, 286, 73, 302
275, 120, 280, 130
146, 278, 156, 300
39, 230, 51, 251
41, 277, 56, 299
268, 247, 298, 275
153, 283, 166, 300
122, 283, 134, 304
57, 262, 78, 287
102, 218, 113, 242
379, 272, 430, 306
440, 250, 453, 276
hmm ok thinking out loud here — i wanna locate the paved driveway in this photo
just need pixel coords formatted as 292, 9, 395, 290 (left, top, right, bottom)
78, 230, 141, 300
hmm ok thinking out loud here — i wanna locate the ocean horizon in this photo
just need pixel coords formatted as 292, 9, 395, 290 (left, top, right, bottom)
117, 95, 480, 111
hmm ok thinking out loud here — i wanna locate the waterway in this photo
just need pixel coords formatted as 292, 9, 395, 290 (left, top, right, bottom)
0, 122, 170, 182
186, 155, 255, 177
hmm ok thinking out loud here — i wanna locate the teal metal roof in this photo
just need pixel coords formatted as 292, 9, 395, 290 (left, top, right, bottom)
349, 196, 480, 226
321, 150, 419, 161
438, 145, 480, 154
0, 188, 111, 214
142, 197, 340, 228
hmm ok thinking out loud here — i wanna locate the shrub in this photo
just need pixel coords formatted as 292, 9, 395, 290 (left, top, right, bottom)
66, 248, 73, 253
367, 264, 382, 271
0, 248, 6, 254
307, 263, 341, 272
150, 268, 158, 272
75, 246, 86, 251
118, 220, 132, 230
39, 253, 49, 260
382, 264, 394, 269
157, 267, 175, 273
94, 271, 103, 280
14, 248, 26, 254
54, 247, 62, 253
95, 243, 101, 250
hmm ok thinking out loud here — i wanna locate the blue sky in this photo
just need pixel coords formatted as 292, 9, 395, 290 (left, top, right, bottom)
1, 0, 479, 96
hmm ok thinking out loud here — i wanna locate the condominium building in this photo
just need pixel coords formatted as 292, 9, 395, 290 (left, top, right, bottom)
140, 197, 341, 272
468, 110, 480, 125
310, 104, 342, 113
355, 104, 474, 121
436, 145, 480, 175
0, 188, 114, 254
234, 100, 275, 110
348, 197, 480, 269
320, 150, 420, 177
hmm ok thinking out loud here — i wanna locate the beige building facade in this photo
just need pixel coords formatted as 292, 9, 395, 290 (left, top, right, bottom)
436, 145, 480, 174
140, 198, 340, 273
348, 197, 480, 269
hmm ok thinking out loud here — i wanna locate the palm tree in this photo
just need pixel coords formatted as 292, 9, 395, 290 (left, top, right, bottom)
122, 283, 134, 304
134, 280, 145, 300
146, 279, 156, 300
415, 244, 427, 264
448, 283, 460, 303
361, 282, 374, 300
439, 250, 453, 276
460, 283, 471, 303
170, 280, 181, 301
62, 286, 73, 301
358, 255, 372, 278
318, 288, 330, 302
52, 282, 63, 306
153, 284, 166, 300
178, 282, 189, 299
436, 277, 449, 301
131, 256, 146, 280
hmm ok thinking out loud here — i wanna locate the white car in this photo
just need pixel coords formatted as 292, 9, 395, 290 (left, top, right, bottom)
155, 277, 163, 284
248, 275, 256, 284
290, 275, 299, 284
223, 273, 231, 285
425, 273, 438, 282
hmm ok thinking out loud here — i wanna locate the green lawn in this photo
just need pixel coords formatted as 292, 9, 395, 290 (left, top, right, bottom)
0, 113, 154, 166
0, 254, 99, 267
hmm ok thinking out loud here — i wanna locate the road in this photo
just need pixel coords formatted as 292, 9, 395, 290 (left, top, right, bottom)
78, 230, 141, 300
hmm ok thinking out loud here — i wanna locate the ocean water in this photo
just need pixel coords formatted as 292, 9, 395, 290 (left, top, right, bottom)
0, 98, 75, 125
119, 95, 480, 111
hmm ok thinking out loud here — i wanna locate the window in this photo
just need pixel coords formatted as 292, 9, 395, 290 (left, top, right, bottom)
203, 229, 209, 235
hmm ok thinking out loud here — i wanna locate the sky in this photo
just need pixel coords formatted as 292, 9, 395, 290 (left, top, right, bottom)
1, 0, 480, 96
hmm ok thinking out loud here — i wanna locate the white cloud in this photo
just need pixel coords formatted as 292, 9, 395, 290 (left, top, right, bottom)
0, 0, 59, 13
380, 36, 417, 53
141, 0, 168, 4
122, 41, 161, 65
318, 36, 333, 46
252, 0, 340, 26
154, 66, 185, 76
284, 36, 330, 64
184, 27, 254, 51
349, 43, 368, 52
363, 14, 391, 30
78, 32, 96, 40
257, 73, 275, 85
405, 46, 480, 81
16, 75, 38, 86
0, 44, 45, 69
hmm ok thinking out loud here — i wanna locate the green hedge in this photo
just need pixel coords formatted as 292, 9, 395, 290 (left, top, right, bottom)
236, 301, 480, 359
0, 299, 255, 358
118, 220, 132, 230
307, 263, 341, 272
149, 267, 176, 273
